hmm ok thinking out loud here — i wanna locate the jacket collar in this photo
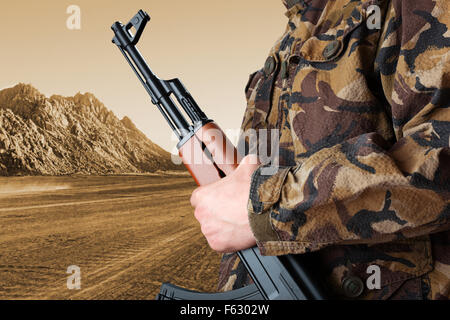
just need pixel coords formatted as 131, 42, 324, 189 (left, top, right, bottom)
283, 0, 311, 18
283, 0, 310, 9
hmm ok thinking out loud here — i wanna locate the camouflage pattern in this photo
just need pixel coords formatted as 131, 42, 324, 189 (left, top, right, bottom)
219, 0, 450, 299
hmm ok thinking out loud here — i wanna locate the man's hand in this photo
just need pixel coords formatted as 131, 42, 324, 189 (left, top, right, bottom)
190, 155, 260, 253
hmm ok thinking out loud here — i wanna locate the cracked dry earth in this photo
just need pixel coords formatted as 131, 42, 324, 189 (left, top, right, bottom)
0, 174, 221, 299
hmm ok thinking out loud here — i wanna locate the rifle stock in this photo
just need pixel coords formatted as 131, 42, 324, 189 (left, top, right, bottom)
111, 10, 327, 301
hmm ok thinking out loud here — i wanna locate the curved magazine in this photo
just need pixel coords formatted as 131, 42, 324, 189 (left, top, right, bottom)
157, 283, 263, 300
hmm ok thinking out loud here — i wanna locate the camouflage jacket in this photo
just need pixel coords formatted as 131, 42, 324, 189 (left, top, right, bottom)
218, 0, 450, 299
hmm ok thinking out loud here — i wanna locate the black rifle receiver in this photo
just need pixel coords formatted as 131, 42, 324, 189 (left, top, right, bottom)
111, 10, 327, 300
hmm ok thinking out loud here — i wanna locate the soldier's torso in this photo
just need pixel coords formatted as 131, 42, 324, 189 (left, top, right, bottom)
219, 0, 449, 299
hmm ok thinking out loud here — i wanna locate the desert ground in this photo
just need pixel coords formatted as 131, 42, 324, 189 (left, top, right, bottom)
0, 174, 221, 300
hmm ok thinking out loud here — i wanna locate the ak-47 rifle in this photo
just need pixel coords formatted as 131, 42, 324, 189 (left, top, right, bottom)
111, 10, 327, 300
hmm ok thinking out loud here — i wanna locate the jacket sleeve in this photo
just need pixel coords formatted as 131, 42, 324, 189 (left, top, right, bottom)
248, 0, 450, 256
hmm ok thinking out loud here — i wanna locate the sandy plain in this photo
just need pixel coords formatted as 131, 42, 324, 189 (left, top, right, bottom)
0, 174, 220, 299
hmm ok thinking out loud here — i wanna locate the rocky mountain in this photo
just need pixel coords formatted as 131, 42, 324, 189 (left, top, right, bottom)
0, 83, 181, 176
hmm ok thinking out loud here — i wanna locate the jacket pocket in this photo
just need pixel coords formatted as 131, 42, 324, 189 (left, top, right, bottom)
241, 70, 264, 131
251, 54, 281, 130
291, 1, 374, 63
245, 70, 263, 101
239, 70, 265, 155
357, 237, 433, 300
321, 237, 433, 300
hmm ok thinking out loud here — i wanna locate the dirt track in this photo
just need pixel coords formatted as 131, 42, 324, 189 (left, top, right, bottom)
0, 174, 221, 300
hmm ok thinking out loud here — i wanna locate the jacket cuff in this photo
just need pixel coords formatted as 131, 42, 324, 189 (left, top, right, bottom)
247, 165, 291, 246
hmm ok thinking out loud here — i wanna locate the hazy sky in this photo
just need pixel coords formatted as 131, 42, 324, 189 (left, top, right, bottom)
0, 1, 286, 152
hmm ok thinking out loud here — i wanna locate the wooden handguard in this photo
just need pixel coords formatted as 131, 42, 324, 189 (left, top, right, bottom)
179, 122, 241, 186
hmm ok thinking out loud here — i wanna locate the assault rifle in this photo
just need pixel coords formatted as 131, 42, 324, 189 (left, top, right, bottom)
111, 10, 327, 300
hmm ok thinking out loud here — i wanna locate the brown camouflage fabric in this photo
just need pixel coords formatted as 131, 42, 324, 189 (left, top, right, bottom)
218, 0, 450, 299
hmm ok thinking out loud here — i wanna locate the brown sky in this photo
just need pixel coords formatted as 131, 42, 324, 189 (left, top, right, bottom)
0, 1, 286, 152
